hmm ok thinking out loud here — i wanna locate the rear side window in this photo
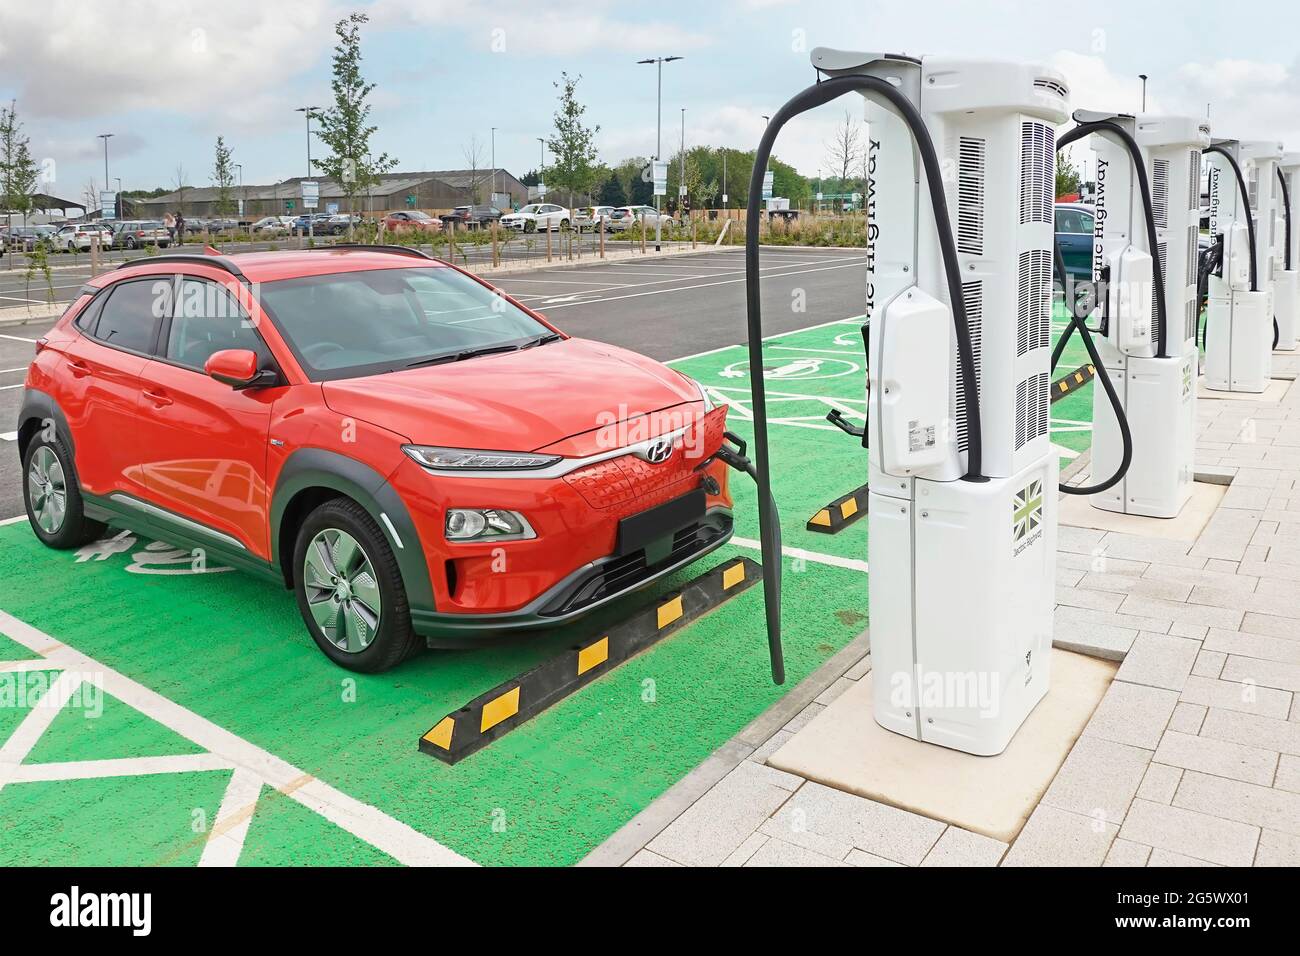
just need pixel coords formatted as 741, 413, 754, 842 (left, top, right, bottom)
90, 279, 165, 353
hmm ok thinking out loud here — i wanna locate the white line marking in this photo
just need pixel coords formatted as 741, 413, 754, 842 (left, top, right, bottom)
0, 609, 475, 866
0, 658, 60, 673
0, 383, 25, 391
666, 315, 862, 365
0, 515, 27, 525
198, 766, 263, 867
0, 670, 83, 788
540, 261, 866, 310
9, 752, 235, 783
731, 537, 868, 573
0, 334, 39, 343
0, 432, 17, 442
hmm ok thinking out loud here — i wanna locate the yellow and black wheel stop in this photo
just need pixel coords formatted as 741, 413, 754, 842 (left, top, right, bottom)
806, 482, 869, 535
419, 556, 762, 765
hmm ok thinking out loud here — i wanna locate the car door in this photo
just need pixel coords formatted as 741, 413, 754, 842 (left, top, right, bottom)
59, 277, 166, 501
134, 275, 282, 557
1054, 207, 1093, 281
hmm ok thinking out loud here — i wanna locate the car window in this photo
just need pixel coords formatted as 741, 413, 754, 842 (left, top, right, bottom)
89, 279, 164, 354
165, 278, 267, 371
258, 266, 553, 382
1077, 212, 1095, 234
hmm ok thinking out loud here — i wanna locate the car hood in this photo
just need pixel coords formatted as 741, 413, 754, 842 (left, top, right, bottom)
320, 337, 701, 451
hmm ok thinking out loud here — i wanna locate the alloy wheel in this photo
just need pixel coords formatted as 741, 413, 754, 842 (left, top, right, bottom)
28, 446, 67, 534
302, 528, 382, 653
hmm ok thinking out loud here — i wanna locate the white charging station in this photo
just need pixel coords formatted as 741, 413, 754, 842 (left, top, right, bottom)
1274, 152, 1299, 352
1204, 138, 1280, 392
811, 49, 1066, 756
1078, 111, 1207, 518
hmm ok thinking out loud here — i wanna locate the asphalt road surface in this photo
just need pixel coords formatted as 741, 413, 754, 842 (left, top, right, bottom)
0, 245, 865, 519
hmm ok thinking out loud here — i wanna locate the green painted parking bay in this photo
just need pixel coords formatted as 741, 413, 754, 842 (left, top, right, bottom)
0, 315, 1098, 866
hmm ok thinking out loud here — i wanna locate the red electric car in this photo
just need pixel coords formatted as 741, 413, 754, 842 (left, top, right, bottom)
17, 246, 734, 671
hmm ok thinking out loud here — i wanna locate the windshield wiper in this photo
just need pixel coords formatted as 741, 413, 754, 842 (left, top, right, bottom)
404, 333, 562, 369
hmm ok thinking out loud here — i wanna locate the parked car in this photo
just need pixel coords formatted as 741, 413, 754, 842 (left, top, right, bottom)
251, 216, 294, 235
321, 214, 366, 236
3, 225, 59, 252
111, 220, 171, 250
499, 203, 570, 233
203, 218, 240, 234
290, 213, 335, 236
51, 222, 114, 252
1054, 202, 1095, 282
608, 205, 673, 232
16, 247, 731, 672
383, 210, 442, 235
440, 205, 504, 229
573, 206, 616, 232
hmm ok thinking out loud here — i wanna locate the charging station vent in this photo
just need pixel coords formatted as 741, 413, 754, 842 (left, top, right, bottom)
1188, 150, 1201, 211
1249, 168, 1259, 211
954, 279, 984, 454
1186, 224, 1198, 286
1152, 159, 1170, 229
1017, 249, 1052, 356
1152, 240, 1167, 332
1186, 297, 1198, 343
1015, 372, 1050, 450
957, 137, 986, 255
1019, 122, 1055, 225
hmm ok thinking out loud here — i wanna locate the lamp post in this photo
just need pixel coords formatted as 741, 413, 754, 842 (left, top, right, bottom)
97, 133, 113, 219
637, 55, 683, 229
114, 177, 122, 220
1139, 74, 1148, 112
295, 106, 319, 243
679, 108, 686, 216
490, 127, 496, 206
537, 137, 546, 197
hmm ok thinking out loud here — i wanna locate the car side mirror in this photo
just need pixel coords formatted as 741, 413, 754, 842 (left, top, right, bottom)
205, 349, 274, 389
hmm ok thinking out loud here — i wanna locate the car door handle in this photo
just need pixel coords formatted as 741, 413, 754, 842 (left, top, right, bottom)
67, 359, 91, 377
142, 388, 173, 407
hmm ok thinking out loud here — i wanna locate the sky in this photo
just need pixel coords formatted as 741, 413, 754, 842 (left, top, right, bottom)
2, 0, 1300, 203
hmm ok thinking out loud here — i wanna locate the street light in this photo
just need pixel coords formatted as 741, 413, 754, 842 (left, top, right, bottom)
1139, 74, 1148, 112
294, 107, 319, 178
97, 133, 113, 219
490, 127, 496, 206
636, 56, 683, 163
679, 108, 686, 214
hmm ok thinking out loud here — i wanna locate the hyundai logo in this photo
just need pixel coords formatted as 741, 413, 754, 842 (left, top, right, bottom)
643, 439, 674, 464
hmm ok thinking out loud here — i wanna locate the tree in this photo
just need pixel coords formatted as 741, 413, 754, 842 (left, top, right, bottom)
824, 111, 861, 211
545, 72, 601, 211
314, 12, 397, 227
211, 136, 236, 216
597, 174, 626, 206
460, 135, 491, 204
0, 100, 40, 224
1056, 152, 1081, 198
172, 164, 189, 217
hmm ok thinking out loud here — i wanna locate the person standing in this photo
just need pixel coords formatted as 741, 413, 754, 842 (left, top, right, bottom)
163, 211, 176, 246
175, 211, 185, 246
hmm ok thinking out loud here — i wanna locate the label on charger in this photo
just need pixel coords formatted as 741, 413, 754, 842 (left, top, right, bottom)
908, 419, 936, 452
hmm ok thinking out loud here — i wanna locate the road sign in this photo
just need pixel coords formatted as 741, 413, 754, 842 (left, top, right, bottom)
301, 181, 319, 210
286, 199, 296, 211
762, 171, 774, 200
405, 194, 417, 208
326, 202, 339, 215
100, 190, 117, 220
653, 161, 668, 197
722, 193, 728, 204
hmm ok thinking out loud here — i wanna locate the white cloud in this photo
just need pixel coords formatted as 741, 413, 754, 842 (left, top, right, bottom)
0, 1, 341, 124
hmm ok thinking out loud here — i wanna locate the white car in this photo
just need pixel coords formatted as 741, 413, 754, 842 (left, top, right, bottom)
50, 222, 114, 252
573, 205, 616, 232
499, 203, 571, 233
251, 216, 295, 235
609, 205, 674, 232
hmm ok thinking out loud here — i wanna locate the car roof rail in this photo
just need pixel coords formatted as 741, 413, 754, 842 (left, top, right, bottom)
116, 252, 250, 282
309, 243, 437, 260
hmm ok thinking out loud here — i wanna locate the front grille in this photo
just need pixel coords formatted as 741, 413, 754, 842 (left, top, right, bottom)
539, 515, 731, 617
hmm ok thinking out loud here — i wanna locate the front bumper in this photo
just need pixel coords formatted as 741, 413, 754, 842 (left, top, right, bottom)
411, 507, 733, 644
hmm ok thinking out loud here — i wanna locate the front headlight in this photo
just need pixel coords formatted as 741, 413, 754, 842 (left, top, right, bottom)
403, 446, 562, 471
445, 508, 536, 541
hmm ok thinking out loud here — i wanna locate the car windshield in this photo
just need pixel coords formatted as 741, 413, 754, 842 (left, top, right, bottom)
258, 266, 554, 382
517, 204, 541, 214
408, 210, 432, 220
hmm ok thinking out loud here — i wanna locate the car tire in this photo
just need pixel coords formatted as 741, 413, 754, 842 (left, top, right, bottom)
292, 497, 420, 673
560, 218, 569, 230
22, 432, 106, 550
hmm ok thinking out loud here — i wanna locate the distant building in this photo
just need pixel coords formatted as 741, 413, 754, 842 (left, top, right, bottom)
133, 169, 527, 220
